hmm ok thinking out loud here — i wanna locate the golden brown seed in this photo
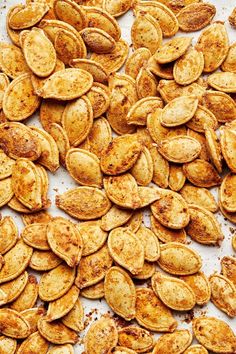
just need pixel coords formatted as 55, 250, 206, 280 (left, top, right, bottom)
168, 164, 186, 192
229, 7, 236, 27
193, 317, 236, 353
187, 105, 218, 133
62, 298, 84, 331
80, 27, 116, 53
85, 316, 118, 354
127, 97, 163, 126
9, 2, 49, 29
38, 317, 78, 344
195, 22, 229, 72
103, 0, 132, 17
180, 184, 218, 213
222, 42, 236, 72
56, 187, 111, 220
80, 281, 104, 300
10, 275, 38, 312
70, 58, 108, 84
101, 206, 133, 232
104, 266, 136, 321
135, 226, 160, 262
77, 220, 107, 256
151, 215, 187, 243
17, 331, 49, 354
21, 307, 46, 334
22, 223, 49, 250
202, 90, 236, 123
0, 271, 28, 305
152, 330, 193, 354
0, 336, 17, 354
0, 42, 30, 79
0, 309, 31, 339
186, 204, 223, 245
183, 159, 222, 187
108, 227, 144, 274
75, 244, 112, 289
86, 83, 110, 118
136, 68, 158, 99
86, 117, 112, 158
53, 0, 87, 31
220, 173, 236, 212
152, 272, 196, 311
131, 147, 154, 186
149, 146, 169, 189
208, 72, 236, 93
177, 3, 216, 32
125, 48, 151, 79
221, 256, 236, 287
29, 250, 62, 271
183, 345, 208, 354
158, 79, 205, 103
151, 189, 189, 229
173, 48, 204, 85
3, 73, 40, 121
131, 13, 162, 54
220, 125, 236, 172
179, 271, 211, 306
118, 326, 154, 353
209, 273, 236, 317
158, 242, 202, 275
155, 37, 192, 64
204, 126, 222, 173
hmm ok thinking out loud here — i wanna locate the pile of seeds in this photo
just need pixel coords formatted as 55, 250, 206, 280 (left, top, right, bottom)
0, 0, 235, 353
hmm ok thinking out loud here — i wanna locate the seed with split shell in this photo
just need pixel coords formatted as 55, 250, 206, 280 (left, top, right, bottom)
0, 271, 28, 305
131, 13, 162, 54
158, 136, 201, 163
91, 39, 129, 74
47, 217, 83, 267
70, 58, 108, 84
53, 0, 87, 31
17, 331, 49, 354
221, 257, 235, 289
85, 316, 118, 354
155, 37, 192, 64
56, 187, 111, 220
180, 184, 218, 213
193, 317, 236, 353
125, 48, 151, 79
127, 97, 163, 126
186, 204, 223, 245
11, 158, 42, 210
8, 2, 49, 29
202, 90, 236, 123
180, 271, 211, 306
39, 263, 75, 301
37, 68, 93, 100
0, 178, 14, 208
0, 217, 18, 254
209, 273, 236, 317
220, 173, 236, 212
208, 72, 236, 93
22, 223, 49, 250
3, 73, 40, 121
183, 159, 222, 187
62, 298, 84, 331
187, 105, 218, 133
101, 134, 141, 175
103, 0, 132, 17
158, 79, 205, 103
220, 126, 236, 172
135, 287, 177, 332
10, 274, 38, 312
21, 27, 56, 77
20, 307, 46, 334
222, 42, 236, 72
133, 1, 179, 37
177, 3, 216, 32
0, 336, 17, 354
66, 148, 102, 188
151, 189, 189, 229
47, 345, 74, 354
160, 96, 198, 127
135, 226, 160, 262
101, 206, 132, 232
38, 317, 78, 344
195, 22, 229, 72
0, 43, 30, 79
158, 242, 202, 275
152, 330, 193, 354
0, 309, 31, 338
151, 215, 187, 243
46, 285, 79, 322
152, 272, 196, 311
104, 174, 141, 209
184, 345, 209, 354
80, 27, 115, 54
0, 240, 32, 284
62, 96, 93, 146
118, 326, 154, 353
108, 227, 144, 275
77, 220, 107, 256
173, 48, 204, 85
81, 281, 104, 300
54, 29, 87, 65
85, 6, 121, 41
75, 244, 112, 288
131, 147, 153, 186
104, 266, 136, 320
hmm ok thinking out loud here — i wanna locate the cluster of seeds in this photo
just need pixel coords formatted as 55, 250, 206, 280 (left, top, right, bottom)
0, 0, 235, 353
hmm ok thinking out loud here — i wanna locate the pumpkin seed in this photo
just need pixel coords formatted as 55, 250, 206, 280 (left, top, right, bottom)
38, 317, 78, 344
173, 48, 204, 85
177, 3, 216, 32
155, 37, 192, 64
179, 271, 211, 305
152, 330, 193, 354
